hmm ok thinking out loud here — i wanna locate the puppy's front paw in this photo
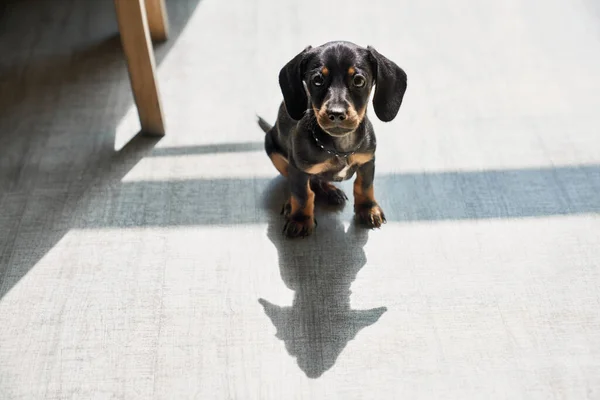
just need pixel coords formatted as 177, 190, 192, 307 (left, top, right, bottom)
283, 214, 316, 238
355, 203, 387, 228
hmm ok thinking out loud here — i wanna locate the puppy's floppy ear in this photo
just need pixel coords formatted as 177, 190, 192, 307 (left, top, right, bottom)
367, 46, 407, 122
279, 46, 312, 120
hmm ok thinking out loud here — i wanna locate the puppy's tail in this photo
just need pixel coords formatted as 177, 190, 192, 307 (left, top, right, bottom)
256, 115, 272, 134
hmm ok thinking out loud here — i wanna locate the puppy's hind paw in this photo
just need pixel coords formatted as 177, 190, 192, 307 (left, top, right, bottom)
313, 181, 348, 207
280, 199, 293, 217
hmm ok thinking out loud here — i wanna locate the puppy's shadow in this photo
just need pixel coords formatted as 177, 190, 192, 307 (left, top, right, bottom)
259, 178, 387, 378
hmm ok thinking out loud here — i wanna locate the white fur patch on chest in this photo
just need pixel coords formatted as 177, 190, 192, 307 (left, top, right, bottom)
335, 164, 351, 179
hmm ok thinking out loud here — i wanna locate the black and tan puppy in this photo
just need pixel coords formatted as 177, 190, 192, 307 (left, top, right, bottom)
259, 41, 407, 238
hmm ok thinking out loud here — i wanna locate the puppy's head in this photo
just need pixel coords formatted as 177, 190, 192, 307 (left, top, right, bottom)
279, 41, 407, 137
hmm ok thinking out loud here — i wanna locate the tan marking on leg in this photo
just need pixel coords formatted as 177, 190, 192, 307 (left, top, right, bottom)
353, 167, 386, 227
349, 152, 374, 166
353, 174, 375, 205
285, 180, 317, 237
305, 160, 334, 175
290, 180, 315, 217
269, 153, 289, 177
290, 196, 301, 214
353, 174, 385, 227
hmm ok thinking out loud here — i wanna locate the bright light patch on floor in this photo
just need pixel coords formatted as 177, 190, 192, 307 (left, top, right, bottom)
113, 105, 142, 151
120, 152, 275, 181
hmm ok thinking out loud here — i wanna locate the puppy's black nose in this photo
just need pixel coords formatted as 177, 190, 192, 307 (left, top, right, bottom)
327, 108, 347, 122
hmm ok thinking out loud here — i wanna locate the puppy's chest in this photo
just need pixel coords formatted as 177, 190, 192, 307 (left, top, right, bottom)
306, 155, 369, 181
329, 158, 357, 181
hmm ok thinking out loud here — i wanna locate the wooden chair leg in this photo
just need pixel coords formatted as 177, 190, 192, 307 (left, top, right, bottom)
144, 0, 169, 42
114, 0, 165, 136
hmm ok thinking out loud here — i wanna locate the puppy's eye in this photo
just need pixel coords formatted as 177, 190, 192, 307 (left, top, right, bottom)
352, 74, 366, 88
312, 74, 324, 86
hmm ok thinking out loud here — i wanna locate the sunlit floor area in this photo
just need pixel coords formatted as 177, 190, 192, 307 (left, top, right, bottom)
2, 0, 600, 398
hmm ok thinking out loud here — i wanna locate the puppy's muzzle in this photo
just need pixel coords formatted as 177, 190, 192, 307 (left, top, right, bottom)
317, 104, 360, 136
326, 106, 347, 123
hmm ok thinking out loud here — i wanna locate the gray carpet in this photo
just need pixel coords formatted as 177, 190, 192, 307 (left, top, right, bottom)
1, 0, 600, 398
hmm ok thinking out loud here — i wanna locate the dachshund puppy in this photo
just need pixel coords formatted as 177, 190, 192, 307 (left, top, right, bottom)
259, 41, 407, 238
